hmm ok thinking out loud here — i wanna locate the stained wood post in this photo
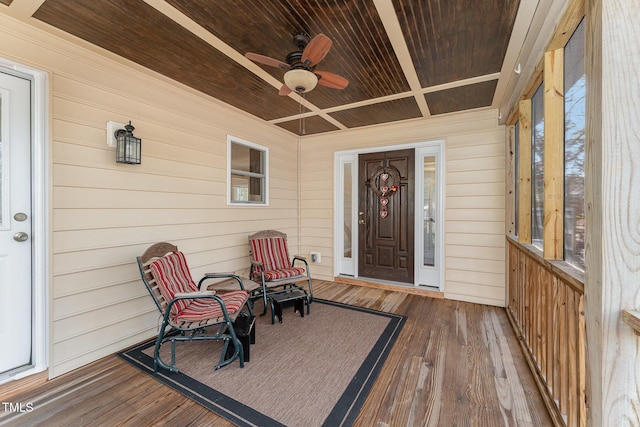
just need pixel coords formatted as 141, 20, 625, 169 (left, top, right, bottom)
543, 49, 564, 260
585, 0, 640, 425
518, 99, 532, 243
506, 125, 516, 236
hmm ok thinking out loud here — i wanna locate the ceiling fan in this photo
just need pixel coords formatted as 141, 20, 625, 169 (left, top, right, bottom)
245, 33, 349, 96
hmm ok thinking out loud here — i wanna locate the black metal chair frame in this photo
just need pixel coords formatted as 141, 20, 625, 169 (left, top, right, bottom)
137, 242, 253, 373
248, 230, 313, 317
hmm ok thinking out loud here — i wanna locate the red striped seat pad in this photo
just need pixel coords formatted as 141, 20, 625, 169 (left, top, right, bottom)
251, 237, 305, 281
263, 267, 306, 280
149, 252, 247, 322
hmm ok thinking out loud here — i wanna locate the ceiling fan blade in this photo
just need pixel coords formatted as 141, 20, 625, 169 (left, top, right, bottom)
315, 71, 349, 89
245, 52, 290, 70
302, 34, 332, 67
278, 84, 293, 96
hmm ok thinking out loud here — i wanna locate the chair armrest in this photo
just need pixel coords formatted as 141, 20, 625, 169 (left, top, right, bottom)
200, 274, 260, 293
292, 255, 309, 268
250, 261, 265, 283
198, 273, 244, 291
174, 290, 216, 298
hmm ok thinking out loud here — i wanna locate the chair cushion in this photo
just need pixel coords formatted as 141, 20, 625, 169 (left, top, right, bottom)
176, 290, 248, 322
149, 251, 197, 315
149, 252, 248, 323
263, 267, 306, 281
251, 237, 291, 271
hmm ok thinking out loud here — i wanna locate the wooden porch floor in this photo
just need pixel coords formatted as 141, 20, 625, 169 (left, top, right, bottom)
0, 280, 552, 426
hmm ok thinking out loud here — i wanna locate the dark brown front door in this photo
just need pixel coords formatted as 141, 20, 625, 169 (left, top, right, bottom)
358, 149, 415, 283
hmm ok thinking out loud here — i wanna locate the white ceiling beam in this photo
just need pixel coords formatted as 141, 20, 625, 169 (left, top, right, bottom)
272, 70, 502, 123
2, 0, 45, 20
142, 0, 281, 88
373, 0, 431, 117
142, 0, 343, 130
422, 73, 502, 94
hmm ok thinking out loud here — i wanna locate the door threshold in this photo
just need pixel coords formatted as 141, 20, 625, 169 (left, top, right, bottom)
334, 275, 444, 299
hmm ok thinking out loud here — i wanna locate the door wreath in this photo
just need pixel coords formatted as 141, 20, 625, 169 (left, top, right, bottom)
369, 165, 400, 218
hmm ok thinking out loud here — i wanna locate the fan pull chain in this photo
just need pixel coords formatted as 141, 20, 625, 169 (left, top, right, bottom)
299, 92, 306, 135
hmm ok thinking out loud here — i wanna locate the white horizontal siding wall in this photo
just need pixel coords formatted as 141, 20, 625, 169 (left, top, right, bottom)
444, 130, 506, 306
300, 111, 506, 306
1, 15, 299, 377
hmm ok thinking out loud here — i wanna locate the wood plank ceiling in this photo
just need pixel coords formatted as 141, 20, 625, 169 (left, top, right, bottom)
6, 0, 522, 136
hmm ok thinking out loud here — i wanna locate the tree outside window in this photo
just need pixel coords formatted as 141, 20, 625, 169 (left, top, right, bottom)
531, 84, 544, 249
564, 19, 586, 270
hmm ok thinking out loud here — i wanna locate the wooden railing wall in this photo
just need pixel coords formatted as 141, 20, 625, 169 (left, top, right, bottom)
506, 238, 586, 427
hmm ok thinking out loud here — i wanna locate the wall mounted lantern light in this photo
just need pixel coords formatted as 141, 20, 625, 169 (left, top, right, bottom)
107, 120, 141, 164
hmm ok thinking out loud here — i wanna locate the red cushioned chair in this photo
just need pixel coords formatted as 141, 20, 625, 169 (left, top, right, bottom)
248, 230, 313, 318
137, 242, 254, 372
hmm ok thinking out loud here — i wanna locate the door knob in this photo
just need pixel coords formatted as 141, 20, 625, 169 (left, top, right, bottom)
13, 232, 28, 242
358, 219, 365, 225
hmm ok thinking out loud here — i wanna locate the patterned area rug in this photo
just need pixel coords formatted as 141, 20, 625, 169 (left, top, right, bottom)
120, 299, 405, 427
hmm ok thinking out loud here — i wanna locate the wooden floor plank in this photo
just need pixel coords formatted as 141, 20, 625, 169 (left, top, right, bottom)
0, 280, 551, 426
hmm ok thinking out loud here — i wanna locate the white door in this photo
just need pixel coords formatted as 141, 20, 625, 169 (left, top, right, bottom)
0, 70, 33, 376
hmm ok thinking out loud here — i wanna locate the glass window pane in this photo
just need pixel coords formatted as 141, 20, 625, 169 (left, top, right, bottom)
230, 174, 249, 202
531, 84, 544, 248
229, 138, 267, 205
230, 174, 264, 203
423, 156, 436, 267
231, 143, 263, 174
343, 163, 352, 258
564, 19, 586, 270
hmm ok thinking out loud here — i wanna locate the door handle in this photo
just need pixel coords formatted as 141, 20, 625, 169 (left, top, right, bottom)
358, 219, 365, 225
13, 232, 28, 242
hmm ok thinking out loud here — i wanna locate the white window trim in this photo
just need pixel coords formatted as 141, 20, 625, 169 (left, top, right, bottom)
227, 135, 269, 206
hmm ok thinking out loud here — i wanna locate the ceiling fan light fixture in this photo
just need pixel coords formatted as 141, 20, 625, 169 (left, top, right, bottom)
284, 69, 318, 93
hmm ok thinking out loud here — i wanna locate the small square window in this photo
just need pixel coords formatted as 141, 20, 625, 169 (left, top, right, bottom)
227, 136, 268, 205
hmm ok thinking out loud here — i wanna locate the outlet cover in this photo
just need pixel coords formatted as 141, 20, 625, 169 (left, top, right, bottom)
310, 252, 321, 263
